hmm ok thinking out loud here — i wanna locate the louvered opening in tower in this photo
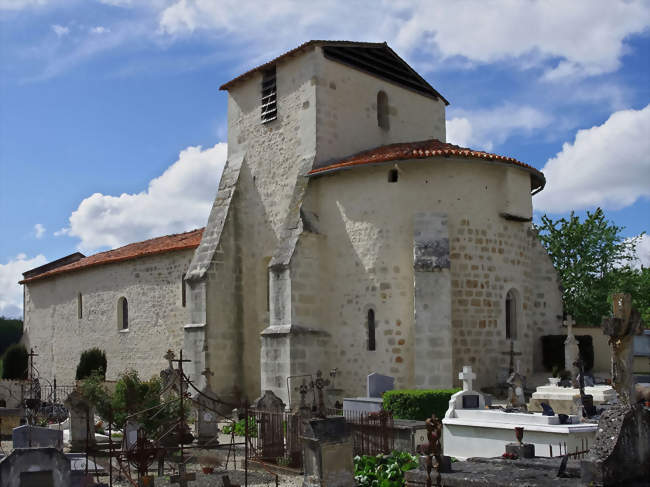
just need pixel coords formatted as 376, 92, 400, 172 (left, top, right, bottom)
261, 67, 277, 123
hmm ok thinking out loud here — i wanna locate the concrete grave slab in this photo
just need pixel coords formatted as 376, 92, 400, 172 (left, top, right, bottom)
12, 425, 63, 450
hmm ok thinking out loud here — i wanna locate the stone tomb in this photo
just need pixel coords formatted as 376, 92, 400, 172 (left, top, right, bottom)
342, 372, 394, 413
12, 425, 63, 450
443, 366, 597, 459
64, 390, 95, 452
528, 379, 616, 415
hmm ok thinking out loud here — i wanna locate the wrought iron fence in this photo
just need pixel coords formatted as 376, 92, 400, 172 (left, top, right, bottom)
338, 409, 395, 456
247, 408, 305, 469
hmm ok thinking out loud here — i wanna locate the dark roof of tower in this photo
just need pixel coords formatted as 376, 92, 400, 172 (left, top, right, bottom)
219, 40, 449, 104
308, 138, 546, 192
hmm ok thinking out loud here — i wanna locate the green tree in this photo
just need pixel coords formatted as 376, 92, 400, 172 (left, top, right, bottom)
0, 317, 23, 357
75, 348, 107, 380
610, 266, 650, 324
536, 208, 643, 326
1, 343, 28, 379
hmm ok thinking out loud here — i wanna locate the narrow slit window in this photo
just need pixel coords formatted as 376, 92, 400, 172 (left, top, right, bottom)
77, 293, 82, 319
388, 168, 399, 183
181, 274, 186, 308
367, 309, 376, 351
118, 296, 129, 330
377, 90, 389, 130
505, 290, 517, 340
261, 67, 277, 123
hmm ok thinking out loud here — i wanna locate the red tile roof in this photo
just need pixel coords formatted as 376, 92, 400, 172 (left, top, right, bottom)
20, 228, 204, 284
308, 139, 545, 191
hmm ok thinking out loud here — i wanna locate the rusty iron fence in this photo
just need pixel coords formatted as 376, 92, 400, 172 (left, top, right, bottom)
247, 408, 305, 469
549, 438, 590, 459
329, 408, 395, 456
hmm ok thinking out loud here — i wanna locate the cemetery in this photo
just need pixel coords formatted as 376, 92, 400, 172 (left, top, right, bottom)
0, 295, 646, 486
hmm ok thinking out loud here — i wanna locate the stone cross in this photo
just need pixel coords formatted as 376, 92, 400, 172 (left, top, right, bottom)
313, 370, 330, 418
501, 341, 522, 374
601, 293, 644, 406
564, 314, 580, 387
164, 349, 175, 369
458, 366, 476, 392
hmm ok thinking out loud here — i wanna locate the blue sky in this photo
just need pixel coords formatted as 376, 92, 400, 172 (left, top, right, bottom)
1, 0, 649, 317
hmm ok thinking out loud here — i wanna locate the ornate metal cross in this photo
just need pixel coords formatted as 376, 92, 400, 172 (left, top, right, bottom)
313, 370, 330, 418
501, 341, 522, 374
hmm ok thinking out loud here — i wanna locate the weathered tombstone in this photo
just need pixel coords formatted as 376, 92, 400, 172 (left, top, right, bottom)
367, 372, 395, 398
124, 420, 142, 449
580, 294, 650, 485
506, 360, 526, 409
0, 447, 71, 487
63, 390, 95, 452
253, 390, 285, 461
12, 425, 63, 450
196, 368, 219, 446
302, 416, 354, 487
564, 315, 580, 387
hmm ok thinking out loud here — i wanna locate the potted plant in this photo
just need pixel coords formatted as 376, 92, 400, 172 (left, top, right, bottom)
198, 455, 220, 474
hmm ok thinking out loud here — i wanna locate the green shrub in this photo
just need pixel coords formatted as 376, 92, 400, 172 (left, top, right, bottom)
354, 451, 418, 487
541, 335, 594, 372
0, 317, 23, 357
383, 389, 460, 421
222, 416, 257, 438
1, 343, 28, 380
75, 348, 107, 380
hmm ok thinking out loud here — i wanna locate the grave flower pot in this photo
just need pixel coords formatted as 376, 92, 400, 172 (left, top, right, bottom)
201, 466, 214, 474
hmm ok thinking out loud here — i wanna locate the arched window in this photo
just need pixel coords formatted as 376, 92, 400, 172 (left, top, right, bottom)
505, 290, 517, 340
377, 91, 389, 130
367, 309, 376, 351
118, 297, 129, 330
388, 168, 399, 183
77, 293, 82, 319
181, 274, 186, 308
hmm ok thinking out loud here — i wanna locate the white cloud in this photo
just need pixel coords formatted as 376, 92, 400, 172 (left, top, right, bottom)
61, 143, 227, 252
33, 223, 45, 239
0, 253, 47, 318
446, 104, 552, 151
90, 26, 110, 34
0, 0, 48, 10
51, 24, 69, 37
157, 0, 650, 79
633, 234, 650, 269
534, 105, 650, 213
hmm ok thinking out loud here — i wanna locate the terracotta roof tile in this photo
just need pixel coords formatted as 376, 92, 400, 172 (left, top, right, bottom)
308, 139, 545, 191
20, 228, 204, 284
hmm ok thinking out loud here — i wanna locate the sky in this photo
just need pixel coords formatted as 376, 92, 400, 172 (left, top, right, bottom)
1, 0, 649, 318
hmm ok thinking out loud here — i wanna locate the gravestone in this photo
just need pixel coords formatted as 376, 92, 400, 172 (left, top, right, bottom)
580, 294, 649, 485
64, 390, 95, 452
302, 416, 354, 487
564, 315, 580, 387
0, 447, 71, 487
124, 420, 142, 449
506, 360, 526, 409
253, 390, 285, 461
196, 369, 219, 446
445, 365, 486, 418
367, 372, 394, 398
12, 425, 63, 450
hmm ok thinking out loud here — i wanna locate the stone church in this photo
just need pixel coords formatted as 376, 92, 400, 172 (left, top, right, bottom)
21, 41, 563, 405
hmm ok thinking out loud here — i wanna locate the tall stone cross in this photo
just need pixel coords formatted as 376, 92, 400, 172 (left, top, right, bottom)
601, 293, 644, 407
564, 314, 580, 387
458, 365, 476, 392
501, 341, 522, 374
201, 368, 214, 388
313, 370, 330, 418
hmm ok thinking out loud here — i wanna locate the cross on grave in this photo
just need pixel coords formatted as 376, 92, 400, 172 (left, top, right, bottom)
563, 314, 576, 334
201, 367, 214, 385
295, 378, 311, 409
501, 341, 522, 374
164, 349, 176, 368
170, 463, 196, 487
458, 366, 476, 392
313, 370, 330, 418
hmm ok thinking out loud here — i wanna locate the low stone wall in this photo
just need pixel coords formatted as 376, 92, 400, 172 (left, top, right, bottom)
0, 380, 28, 409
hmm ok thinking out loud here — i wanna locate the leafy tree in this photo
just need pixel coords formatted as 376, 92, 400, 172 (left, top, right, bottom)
80, 369, 181, 435
536, 208, 644, 326
75, 348, 107, 380
1, 343, 28, 379
0, 317, 23, 357
610, 266, 650, 324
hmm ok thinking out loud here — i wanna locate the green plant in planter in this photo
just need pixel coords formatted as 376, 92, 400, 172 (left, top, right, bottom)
354, 451, 418, 487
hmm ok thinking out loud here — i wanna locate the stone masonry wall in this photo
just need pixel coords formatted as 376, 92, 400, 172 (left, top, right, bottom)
23, 249, 193, 385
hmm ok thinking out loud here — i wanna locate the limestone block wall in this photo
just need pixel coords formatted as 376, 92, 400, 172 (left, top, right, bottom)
314, 49, 446, 166
302, 156, 562, 395
23, 250, 193, 385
